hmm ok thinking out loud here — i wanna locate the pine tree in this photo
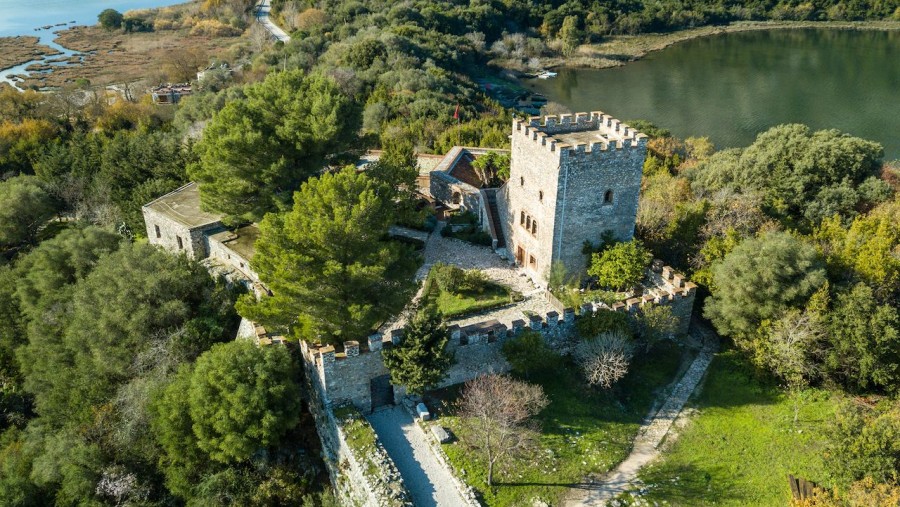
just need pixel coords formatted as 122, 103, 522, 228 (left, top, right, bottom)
382, 305, 453, 395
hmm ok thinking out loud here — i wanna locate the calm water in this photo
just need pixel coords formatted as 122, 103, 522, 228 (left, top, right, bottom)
524, 29, 900, 160
0, 0, 184, 86
0, 0, 183, 38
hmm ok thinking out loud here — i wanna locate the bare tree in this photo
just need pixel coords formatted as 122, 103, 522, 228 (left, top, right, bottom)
280, 0, 299, 30
249, 23, 271, 53
764, 309, 824, 424
574, 331, 635, 388
458, 374, 548, 486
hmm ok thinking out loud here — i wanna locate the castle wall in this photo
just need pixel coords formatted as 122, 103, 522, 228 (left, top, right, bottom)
142, 206, 221, 260
303, 266, 696, 412
504, 121, 565, 282
553, 140, 646, 275
300, 344, 412, 506
502, 113, 647, 281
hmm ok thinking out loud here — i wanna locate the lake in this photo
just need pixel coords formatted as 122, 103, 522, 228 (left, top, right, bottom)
523, 29, 900, 160
0, 0, 185, 38
0, 0, 186, 86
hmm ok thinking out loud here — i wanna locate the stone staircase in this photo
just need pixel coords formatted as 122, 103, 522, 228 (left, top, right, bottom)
482, 189, 505, 248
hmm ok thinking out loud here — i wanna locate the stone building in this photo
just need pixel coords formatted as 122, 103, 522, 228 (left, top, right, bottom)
496, 112, 647, 281
142, 182, 224, 260
142, 182, 261, 283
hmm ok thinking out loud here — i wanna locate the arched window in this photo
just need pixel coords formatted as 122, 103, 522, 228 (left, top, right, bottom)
520, 176, 525, 186
452, 191, 461, 205
520, 211, 526, 225
604, 189, 614, 204
538, 190, 544, 202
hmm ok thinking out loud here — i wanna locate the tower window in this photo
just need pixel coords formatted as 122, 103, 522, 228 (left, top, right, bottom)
526, 216, 531, 230
154, 224, 161, 238
531, 221, 537, 236
604, 190, 614, 204
520, 211, 525, 225
176, 236, 184, 250
520, 176, 524, 186
538, 190, 544, 202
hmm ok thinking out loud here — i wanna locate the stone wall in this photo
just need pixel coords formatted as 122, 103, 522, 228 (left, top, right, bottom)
502, 113, 648, 281
207, 234, 260, 283
301, 354, 412, 507
430, 171, 482, 213
142, 206, 222, 260
302, 265, 696, 412
552, 135, 646, 276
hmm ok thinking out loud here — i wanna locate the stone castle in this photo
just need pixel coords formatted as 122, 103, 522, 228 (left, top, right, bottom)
142, 111, 688, 407
499, 113, 647, 279
143, 110, 695, 505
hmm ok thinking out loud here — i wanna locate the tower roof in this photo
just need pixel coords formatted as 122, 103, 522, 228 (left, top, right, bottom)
513, 112, 647, 153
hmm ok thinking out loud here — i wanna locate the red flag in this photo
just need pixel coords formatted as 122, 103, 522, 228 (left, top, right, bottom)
453, 103, 459, 119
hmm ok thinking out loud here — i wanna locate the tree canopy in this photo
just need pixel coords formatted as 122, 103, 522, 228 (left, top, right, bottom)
588, 239, 652, 291
155, 340, 301, 465
189, 70, 358, 223
0, 176, 56, 249
382, 305, 453, 395
689, 124, 888, 230
238, 167, 418, 345
704, 231, 826, 341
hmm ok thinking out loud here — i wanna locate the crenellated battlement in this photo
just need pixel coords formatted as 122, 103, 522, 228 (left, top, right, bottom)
512, 111, 648, 156
302, 263, 696, 414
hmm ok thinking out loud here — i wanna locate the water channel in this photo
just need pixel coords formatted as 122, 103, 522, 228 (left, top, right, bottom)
0, 0, 184, 87
523, 29, 900, 160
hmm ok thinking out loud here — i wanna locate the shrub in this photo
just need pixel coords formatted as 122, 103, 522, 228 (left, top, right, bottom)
431, 262, 466, 293
189, 19, 242, 37
98, 9, 124, 30
502, 330, 559, 378
575, 309, 631, 339
574, 331, 635, 388
588, 239, 652, 291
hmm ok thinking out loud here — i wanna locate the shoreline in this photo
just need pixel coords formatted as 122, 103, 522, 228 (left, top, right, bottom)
525, 20, 900, 71
0, 35, 63, 73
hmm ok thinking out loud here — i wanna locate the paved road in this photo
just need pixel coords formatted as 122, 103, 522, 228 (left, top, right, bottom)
367, 406, 468, 507
564, 322, 719, 506
255, 0, 291, 42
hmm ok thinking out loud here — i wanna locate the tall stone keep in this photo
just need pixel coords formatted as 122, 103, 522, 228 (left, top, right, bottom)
497, 112, 647, 281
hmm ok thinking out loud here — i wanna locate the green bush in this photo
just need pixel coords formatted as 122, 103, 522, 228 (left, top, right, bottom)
432, 262, 467, 293
576, 309, 632, 339
98, 9, 123, 30
502, 330, 560, 378
588, 240, 652, 291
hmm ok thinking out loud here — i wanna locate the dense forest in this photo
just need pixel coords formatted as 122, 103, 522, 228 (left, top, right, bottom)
1, 0, 899, 505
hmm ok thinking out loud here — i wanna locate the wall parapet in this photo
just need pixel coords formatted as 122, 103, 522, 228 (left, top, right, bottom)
512, 111, 649, 156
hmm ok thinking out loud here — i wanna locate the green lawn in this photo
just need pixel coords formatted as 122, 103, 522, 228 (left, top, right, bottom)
627, 349, 837, 506
434, 283, 514, 318
432, 341, 689, 506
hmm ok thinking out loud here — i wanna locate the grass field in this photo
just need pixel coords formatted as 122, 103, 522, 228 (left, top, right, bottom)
433, 341, 689, 506
433, 283, 513, 318
627, 349, 837, 506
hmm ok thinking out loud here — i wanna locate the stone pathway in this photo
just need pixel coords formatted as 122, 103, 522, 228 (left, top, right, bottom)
564, 322, 719, 506
367, 406, 469, 507
381, 222, 555, 335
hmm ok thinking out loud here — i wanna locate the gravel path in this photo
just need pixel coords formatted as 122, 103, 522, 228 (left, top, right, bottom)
367, 406, 469, 507
382, 222, 555, 334
564, 322, 719, 506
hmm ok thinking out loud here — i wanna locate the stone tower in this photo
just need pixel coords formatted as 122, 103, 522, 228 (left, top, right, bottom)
497, 112, 647, 281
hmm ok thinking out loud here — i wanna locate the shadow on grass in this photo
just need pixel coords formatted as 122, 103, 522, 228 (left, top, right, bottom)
689, 347, 782, 411
637, 462, 747, 505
